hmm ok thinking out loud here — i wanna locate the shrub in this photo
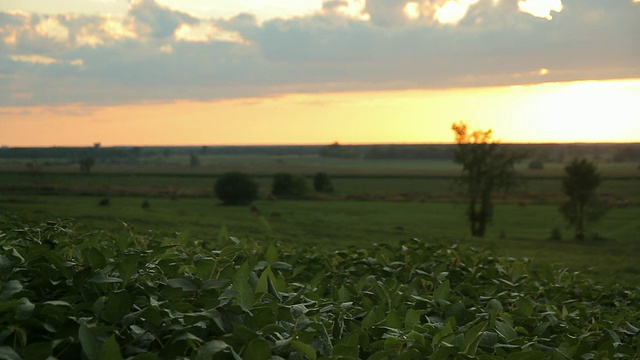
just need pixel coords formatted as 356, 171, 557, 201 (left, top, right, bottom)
215, 172, 259, 205
549, 227, 562, 241
528, 159, 544, 170
271, 173, 308, 198
313, 172, 334, 193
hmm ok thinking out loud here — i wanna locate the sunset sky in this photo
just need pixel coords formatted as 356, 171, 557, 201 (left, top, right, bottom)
1, 0, 639, 146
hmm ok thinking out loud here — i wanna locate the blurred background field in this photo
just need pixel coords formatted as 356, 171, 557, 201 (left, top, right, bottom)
1, 143, 639, 285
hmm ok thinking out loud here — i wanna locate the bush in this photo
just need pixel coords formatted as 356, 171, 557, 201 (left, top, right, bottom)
215, 172, 259, 205
271, 173, 308, 198
528, 159, 544, 170
313, 172, 334, 193
549, 227, 563, 241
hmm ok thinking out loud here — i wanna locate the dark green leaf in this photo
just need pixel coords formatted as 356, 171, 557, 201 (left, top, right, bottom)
79, 323, 100, 360
243, 338, 271, 360
0, 346, 21, 360
434, 280, 450, 302
291, 340, 316, 360
98, 335, 123, 360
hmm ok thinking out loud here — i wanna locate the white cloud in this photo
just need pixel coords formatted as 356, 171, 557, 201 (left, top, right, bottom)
36, 17, 70, 42
434, 0, 480, 25
403, 2, 421, 20
518, 0, 563, 20
10, 54, 58, 64
174, 22, 248, 43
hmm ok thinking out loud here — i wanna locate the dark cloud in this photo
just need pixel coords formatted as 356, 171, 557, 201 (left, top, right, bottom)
364, 0, 408, 27
129, 0, 197, 39
0, 0, 638, 107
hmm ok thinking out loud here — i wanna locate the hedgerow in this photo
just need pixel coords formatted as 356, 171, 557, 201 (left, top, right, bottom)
0, 218, 638, 359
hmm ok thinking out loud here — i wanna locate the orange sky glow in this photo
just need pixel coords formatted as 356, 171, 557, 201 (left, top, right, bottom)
1, 78, 639, 147
1, 1, 639, 147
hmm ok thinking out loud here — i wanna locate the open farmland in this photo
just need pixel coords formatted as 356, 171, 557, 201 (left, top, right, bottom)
0, 145, 639, 285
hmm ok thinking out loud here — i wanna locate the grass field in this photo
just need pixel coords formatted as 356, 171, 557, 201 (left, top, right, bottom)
1, 155, 639, 286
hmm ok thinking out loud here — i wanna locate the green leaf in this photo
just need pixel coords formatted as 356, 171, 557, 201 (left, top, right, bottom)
79, 323, 100, 360
117, 253, 139, 284
333, 331, 360, 357
266, 275, 281, 300
256, 266, 276, 294
309, 269, 326, 289
197, 340, 232, 360
265, 244, 278, 265
15, 297, 34, 320
234, 279, 255, 313
98, 335, 123, 360
104, 290, 134, 324
0, 254, 13, 272
132, 353, 160, 360
462, 321, 487, 355
88, 273, 122, 284
84, 247, 107, 269
0, 346, 21, 360
487, 299, 503, 314
166, 278, 198, 292
434, 280, 450, 302
0, 280, 22, 301
430, 345, 458, 360
24, 341, 53, 359
194, 257, 216, 280
515, 298, 533, 317
338, 285, 351, 302
384, 309, 402, 329
495, 321, 518, 343
506, 350, 545, 360
243, 338, 271, 360
291, 340, 316, 360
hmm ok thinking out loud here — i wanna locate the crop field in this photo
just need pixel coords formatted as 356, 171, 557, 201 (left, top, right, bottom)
1, 155, 639, 274
1, 219, 639, 359
1, 149, 640, 358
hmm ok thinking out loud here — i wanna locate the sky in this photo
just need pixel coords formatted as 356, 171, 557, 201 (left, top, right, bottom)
0, 0, 639, 146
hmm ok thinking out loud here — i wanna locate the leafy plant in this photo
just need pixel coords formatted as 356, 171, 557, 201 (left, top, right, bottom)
1, 218, 638, 359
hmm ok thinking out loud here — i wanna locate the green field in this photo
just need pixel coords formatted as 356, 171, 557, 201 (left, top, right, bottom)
2, 150, 640, 358
1, 154, 639, 285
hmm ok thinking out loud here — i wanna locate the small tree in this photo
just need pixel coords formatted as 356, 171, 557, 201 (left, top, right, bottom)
79, 157, 95, 174
560, 158, 607, 240
190, 153, 200, 167
271, 173, 308, 198
452, 121, 524, 237
313, 172, 334, 193
215, 172, 259, 205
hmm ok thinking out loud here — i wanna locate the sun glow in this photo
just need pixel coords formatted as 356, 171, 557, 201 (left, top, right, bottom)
0, 80, 638, 147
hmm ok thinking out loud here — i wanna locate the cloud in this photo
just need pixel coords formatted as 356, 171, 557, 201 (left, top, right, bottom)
518, 0, 563, 20
0, 0, 638, 107
434, 0, 480, 25
129, 0, 197, 39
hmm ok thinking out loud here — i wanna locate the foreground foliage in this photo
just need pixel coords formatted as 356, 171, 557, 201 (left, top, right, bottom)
0, 219, 639, 359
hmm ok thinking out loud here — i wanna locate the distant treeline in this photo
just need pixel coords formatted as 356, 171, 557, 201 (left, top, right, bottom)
1, 143, 639, 162
318, 142, 640, 162
0, 145, 320, 160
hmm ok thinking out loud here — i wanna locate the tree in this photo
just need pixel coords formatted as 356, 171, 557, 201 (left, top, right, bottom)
559, 158, 607, 240
214, 172, 259, 205
313, 172, 334, 193
452, 121, 524, 237
190, 153, 200, 167
271, 172, 308, 198
78, 157, 95, 174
